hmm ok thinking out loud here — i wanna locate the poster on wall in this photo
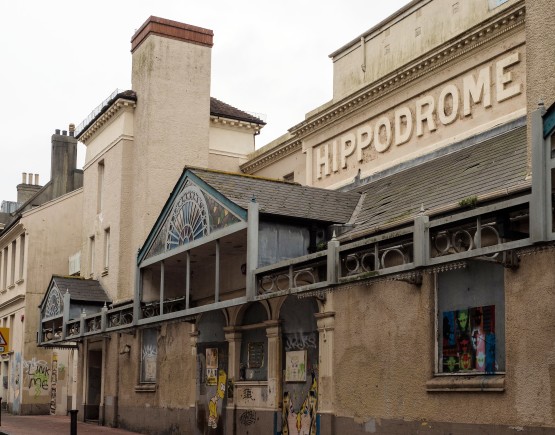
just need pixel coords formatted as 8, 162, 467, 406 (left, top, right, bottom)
285, 350, 307, 382
442, 305, 496, 373
248, 342, 264, 369
206, 348, 218, 386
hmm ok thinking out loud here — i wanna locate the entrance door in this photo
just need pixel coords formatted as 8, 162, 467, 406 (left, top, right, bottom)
85, 350, 102, 421
197, 342, 228, 434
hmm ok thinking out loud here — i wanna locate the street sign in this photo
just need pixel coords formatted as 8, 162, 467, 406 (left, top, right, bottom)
0, 328, 10, 354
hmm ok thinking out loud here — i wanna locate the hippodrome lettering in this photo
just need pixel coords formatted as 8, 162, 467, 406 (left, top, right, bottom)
315, 52, 522, 179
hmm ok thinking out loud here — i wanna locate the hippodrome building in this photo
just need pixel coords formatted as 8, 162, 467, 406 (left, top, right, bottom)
36, 0, 555, 433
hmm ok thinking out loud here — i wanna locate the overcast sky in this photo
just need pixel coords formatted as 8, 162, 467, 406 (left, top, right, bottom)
0, 0, 408, 203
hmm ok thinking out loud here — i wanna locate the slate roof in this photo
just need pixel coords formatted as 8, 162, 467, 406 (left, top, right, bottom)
339, 124, 528, 241
190, 169, 361, 223
210, 98, 265, 125
51, 276, 111, 304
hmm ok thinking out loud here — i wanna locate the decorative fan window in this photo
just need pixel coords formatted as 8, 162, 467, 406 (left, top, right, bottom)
166, 185, 210, 251
45, 286, 64, 318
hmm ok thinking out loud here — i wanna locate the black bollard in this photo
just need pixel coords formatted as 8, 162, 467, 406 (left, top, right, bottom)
69, 409, 78, 435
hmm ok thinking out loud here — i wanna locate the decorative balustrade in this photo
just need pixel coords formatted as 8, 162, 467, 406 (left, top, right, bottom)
85, 314, 102, 333
66, 319, 81, 338
142, 297, 187, 318
107, 304, 134, 327
255, 251, 328, 296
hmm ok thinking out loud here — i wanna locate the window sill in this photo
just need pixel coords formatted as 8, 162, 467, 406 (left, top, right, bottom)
426, 375, 504, 392
7, 284, 15, 290
134, 383, 157, 393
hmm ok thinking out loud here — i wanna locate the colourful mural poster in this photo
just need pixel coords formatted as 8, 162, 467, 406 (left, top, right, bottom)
206, 348, 218, 386
442, 305, 495, 373
285, 350, 307, 382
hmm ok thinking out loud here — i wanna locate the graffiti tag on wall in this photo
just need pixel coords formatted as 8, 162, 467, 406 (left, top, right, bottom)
23, 358, 50, 397
284, 332, 317, 352
50, 352, 58, 414
11, 352, 21, 412
283, 371, 318, 435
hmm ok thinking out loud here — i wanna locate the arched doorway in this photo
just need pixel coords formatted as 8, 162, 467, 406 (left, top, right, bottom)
196, 310, 228, 434
279, 296, 319, 435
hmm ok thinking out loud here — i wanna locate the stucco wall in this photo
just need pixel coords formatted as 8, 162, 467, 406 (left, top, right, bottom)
332, 250, 555, 430
331, 0, 521, 100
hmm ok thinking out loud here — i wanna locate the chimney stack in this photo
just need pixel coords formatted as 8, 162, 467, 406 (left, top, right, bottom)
17, 171, 42, 203
51, 125, 78, 200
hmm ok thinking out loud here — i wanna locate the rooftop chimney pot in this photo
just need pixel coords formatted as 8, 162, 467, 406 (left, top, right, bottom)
21, 173, 27, 184
34, 174, 39, 185
62, 130, 67, 136
69, 123, 75, 137
28, 173, 33, 184
55, 129, 60, 135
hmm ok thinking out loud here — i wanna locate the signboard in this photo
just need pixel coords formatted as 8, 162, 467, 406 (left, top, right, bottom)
0, 328, 9, 354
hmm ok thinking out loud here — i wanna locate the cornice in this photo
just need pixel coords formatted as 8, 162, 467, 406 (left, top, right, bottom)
0, 294, 25, 311
240, 138, 302, 174
210, 116, 263, 133
290, 2, 525, 138
79, 98, 136, 144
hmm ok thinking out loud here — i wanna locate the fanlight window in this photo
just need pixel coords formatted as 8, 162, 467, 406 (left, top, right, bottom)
45, 286, 63, 318
166, 185, 210, 250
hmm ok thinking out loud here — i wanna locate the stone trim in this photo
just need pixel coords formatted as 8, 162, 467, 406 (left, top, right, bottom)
210, 116, 263, 133
426, 375, 505, 392
240, 139, 302, 174
131, 16, 213, 52
134, 383, 157, 393
79, 99, 136, 144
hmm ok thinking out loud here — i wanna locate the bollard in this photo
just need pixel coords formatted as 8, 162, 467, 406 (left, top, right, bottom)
69, 409, 78, 435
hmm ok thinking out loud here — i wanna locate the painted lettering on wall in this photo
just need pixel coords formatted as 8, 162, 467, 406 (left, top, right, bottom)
239, 409, 257, 426
313, 52, 522, 179
23, 358, 50, 397
50, 352, 58, 414
284, 332, 317, 352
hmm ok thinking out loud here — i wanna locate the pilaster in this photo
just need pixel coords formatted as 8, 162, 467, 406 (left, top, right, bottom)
315, 311, 335, 413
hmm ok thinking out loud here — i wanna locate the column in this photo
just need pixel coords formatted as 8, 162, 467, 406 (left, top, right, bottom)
314, 311, 335, 413
189, 324, 199, 408
223, 326, 242, 405
265, 320, 281, 409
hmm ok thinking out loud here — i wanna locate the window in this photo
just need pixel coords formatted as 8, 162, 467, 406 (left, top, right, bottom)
0, 248, 5, 289
437, 261, 505, 374
141, 328, 157, 383
488, 0, 509, 10
89, 236, 95, 277
239, 303, 268, 381
283, 172, 294, 182
103, 228, 110, 273
19, 234, 25, 281
97, 160, 105, 214
10, 241, 16, 285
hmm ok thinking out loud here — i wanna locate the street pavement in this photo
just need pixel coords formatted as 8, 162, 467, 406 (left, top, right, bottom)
0, 413, 143, 435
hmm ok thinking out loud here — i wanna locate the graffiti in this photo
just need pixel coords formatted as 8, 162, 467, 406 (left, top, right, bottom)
283, 371, 318, 435
50, 352, 58, 415
242, 388, 255, 401
284, 332, 317, 352
240, 409, 257, 426
208, 369, 227, 429
12, 352, 21, 412
142, 344, 157, 360
58, 362, 66, 380
23, 358, 50, 397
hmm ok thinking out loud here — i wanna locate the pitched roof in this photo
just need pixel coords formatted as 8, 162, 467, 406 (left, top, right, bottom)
190, 168, 361, 223
52, 276, 111, 304
210, 97, 265, 125
339, 124, 528, 241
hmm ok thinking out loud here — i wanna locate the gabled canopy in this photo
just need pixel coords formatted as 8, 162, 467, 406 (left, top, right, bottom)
138, 167, 361, 266
39, 275, 111, 320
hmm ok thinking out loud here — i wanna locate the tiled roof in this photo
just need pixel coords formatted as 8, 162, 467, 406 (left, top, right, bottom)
339, 124, 528, 240
52, 276, 111, 303
210, 98, 265, 125
190, 169, 361, 223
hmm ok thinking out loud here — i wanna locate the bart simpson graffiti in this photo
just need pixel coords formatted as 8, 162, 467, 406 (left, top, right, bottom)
282, 371, 318, 435
23, 358, 50, 397
208, 369, 227, 429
